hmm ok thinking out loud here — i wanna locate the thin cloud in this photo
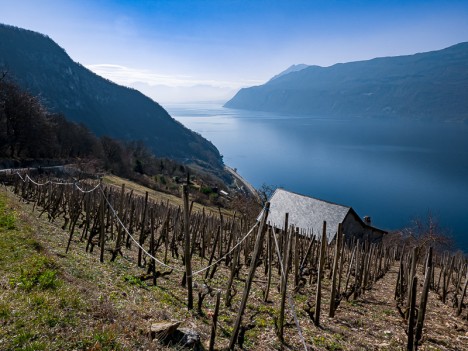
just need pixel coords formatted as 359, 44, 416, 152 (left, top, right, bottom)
86, 64, 262, 89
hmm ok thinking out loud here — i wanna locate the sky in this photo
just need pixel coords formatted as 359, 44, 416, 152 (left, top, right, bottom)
1, 0, 468, 103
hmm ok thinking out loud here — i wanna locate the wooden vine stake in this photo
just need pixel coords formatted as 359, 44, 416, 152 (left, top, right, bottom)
414, 247, 432, 349
99, 191, 105, 263
457, 270, 468, 316
280, 213, 289, 294
407, 275, 418, 351
407, 247, 417, 311
209, 290, 221, 351
111, 183, 125, 261
228, 202, 269, 350
315, 221, 327, 326
182, 184, 193, 310
225, 223, 245, 308
279, 216, 292, 342
329, 222, 343, 317
137, 191, 149, 267
263, 226, 273, 302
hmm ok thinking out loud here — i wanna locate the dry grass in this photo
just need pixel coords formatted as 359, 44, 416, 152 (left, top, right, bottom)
0, 186, 467, 350
103, 174, 234, 217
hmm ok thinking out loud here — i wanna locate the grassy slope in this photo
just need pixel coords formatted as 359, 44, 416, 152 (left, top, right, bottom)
0, 186, 467, 351
0, 189, 156, 350
103, 175, 234, 218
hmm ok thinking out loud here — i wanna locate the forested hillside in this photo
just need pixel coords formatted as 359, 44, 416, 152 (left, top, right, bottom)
0, 24, 223, 170
0, 77, 233, 204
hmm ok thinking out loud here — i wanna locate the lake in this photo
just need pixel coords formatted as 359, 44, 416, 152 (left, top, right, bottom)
166, 102, 468, 251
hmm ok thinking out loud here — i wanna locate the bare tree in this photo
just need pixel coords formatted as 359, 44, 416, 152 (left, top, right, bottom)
390, 212, 454, 254
257, 183, 277, 205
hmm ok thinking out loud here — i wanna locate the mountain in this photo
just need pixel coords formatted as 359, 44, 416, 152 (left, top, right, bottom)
0, 24, 223, 169
268, 64, 309, 81
225, 43, 468, 121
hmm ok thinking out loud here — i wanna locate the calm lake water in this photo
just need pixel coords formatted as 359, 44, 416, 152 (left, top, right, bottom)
166, 102, 468, 251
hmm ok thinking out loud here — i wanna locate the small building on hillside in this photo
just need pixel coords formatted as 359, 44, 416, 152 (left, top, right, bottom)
261, 188, 387, 243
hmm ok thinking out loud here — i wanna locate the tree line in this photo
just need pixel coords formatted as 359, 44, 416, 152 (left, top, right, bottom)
0, 73, 128, 169
0, 73, 239, 209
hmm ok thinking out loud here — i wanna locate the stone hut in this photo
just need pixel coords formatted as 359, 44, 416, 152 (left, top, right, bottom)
260, 188, 387, 243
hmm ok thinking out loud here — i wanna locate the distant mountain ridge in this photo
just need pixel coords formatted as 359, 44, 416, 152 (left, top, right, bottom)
268, 64, 309, 81
0, 24, 223, 169
225, 43, 468, 121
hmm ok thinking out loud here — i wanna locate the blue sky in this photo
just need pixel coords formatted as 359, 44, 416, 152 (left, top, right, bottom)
1, 0, 468, 102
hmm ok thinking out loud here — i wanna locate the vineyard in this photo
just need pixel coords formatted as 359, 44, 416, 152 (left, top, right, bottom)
0, 170, 467, 350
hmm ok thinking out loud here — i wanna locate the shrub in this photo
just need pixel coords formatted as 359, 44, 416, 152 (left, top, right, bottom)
123, 275, 147, 289
200, 186, 213, 195
11, 255, 60, 291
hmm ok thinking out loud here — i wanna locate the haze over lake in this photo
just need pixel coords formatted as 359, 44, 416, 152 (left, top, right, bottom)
168, 103, 468, 251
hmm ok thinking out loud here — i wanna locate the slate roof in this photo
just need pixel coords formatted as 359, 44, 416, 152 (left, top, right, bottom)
259, 188, 351, 243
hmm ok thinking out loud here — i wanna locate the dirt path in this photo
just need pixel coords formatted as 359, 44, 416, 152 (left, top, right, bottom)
225, 165, 260, 201
319, 265, 468, 351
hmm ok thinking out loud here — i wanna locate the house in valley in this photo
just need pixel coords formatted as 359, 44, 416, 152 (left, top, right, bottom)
261, 188, 387, 243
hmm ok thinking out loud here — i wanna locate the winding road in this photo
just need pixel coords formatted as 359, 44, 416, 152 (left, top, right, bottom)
224, 166, 260, 202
